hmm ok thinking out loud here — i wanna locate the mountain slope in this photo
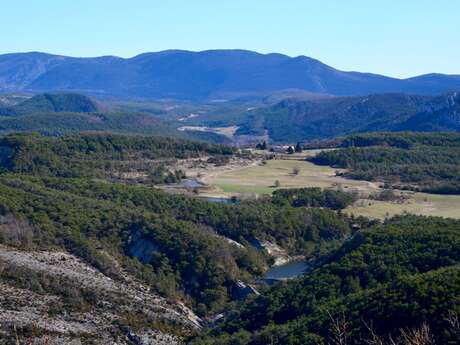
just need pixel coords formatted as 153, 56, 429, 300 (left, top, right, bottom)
1, 50, 460, 99
311, 132, 460, 194
194, 215, 460, 345
237, 92, 460, 142
0, 93, 99, 115
0, 111, 181, 137
0, 243, 199, 344
0, 92, 229, 141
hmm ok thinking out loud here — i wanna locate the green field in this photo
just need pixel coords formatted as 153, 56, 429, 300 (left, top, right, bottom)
204, 159, 379, 195
203, 158, 460, 219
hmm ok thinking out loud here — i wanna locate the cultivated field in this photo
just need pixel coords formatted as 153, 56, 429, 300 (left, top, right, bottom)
201, 155, 460, 220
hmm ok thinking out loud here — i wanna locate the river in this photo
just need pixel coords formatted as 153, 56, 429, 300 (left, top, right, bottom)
263, 260, 310, 281
204, 197, 239, 205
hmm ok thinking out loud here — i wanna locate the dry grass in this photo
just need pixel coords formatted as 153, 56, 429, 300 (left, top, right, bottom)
205, 158, 378, 196
350, 192, 460, 219
202, 156, 460, 220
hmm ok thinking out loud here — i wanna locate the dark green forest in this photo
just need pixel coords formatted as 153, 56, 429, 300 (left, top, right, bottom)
0, 93, 99, 115
0, 111, 183, 137
311, 132, 460, 194
0, 132, 234, 182
272, 187, 358, 210
236, 93, 460, 142
193, 215, 460, 344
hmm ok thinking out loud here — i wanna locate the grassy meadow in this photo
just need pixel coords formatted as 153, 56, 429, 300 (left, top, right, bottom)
202, 156, 460, 220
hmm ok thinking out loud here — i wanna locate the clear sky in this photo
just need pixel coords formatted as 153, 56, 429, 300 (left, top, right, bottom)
1, 0, 459, 78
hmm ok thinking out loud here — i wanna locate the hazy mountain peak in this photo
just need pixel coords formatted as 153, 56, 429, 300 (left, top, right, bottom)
0, 50, 459, 99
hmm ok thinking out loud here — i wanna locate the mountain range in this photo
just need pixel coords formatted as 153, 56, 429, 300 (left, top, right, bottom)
1, 50, 460, 100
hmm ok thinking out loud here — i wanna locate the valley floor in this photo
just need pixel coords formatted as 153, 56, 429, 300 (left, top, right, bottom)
196, 152, 460, 220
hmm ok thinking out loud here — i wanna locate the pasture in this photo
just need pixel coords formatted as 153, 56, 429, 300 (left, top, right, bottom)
202, 156, 460, 219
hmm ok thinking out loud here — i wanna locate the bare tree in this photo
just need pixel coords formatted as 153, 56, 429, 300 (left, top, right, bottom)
399, 322, 433, 345
362, 319, 436, 345
328, 311, 350, 345
292, 166, 300, 176
363, 320, 386, 345
445, 310, 460, 339
362, 320, 398, 345
445, 310, 459, 330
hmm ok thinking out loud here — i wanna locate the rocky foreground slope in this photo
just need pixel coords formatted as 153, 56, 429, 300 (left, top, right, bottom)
0, 243, 200, 344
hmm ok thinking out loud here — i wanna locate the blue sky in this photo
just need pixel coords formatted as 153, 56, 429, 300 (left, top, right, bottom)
1, 0, 459, 78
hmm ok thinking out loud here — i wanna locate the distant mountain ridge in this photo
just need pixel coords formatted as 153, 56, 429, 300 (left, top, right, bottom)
1, 50, 460, 100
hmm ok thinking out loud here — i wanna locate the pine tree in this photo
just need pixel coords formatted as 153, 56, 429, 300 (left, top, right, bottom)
261, 141, 267, 150
295, 142, 302, 153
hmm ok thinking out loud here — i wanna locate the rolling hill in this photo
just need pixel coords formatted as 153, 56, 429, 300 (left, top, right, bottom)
0, 92, 233, 143
0, 92, 99, 115
1, 50, 460, 100
0, 111, 181, 136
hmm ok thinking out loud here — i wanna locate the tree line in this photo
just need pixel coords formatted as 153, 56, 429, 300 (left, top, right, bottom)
311, 132, 460, 194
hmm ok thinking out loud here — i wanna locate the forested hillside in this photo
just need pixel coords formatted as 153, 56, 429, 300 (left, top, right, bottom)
0, 92, 186, 139
194, 215, 460, 345
0, 133, 234, 175
237, 92, 460, 142
311, 132, 460, 194
0, 93, 99, 115
0, 111, 187, 136
0, 92, 235, 143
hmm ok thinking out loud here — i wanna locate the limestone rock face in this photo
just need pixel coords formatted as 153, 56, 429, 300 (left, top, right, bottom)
0, 244, 200, 344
